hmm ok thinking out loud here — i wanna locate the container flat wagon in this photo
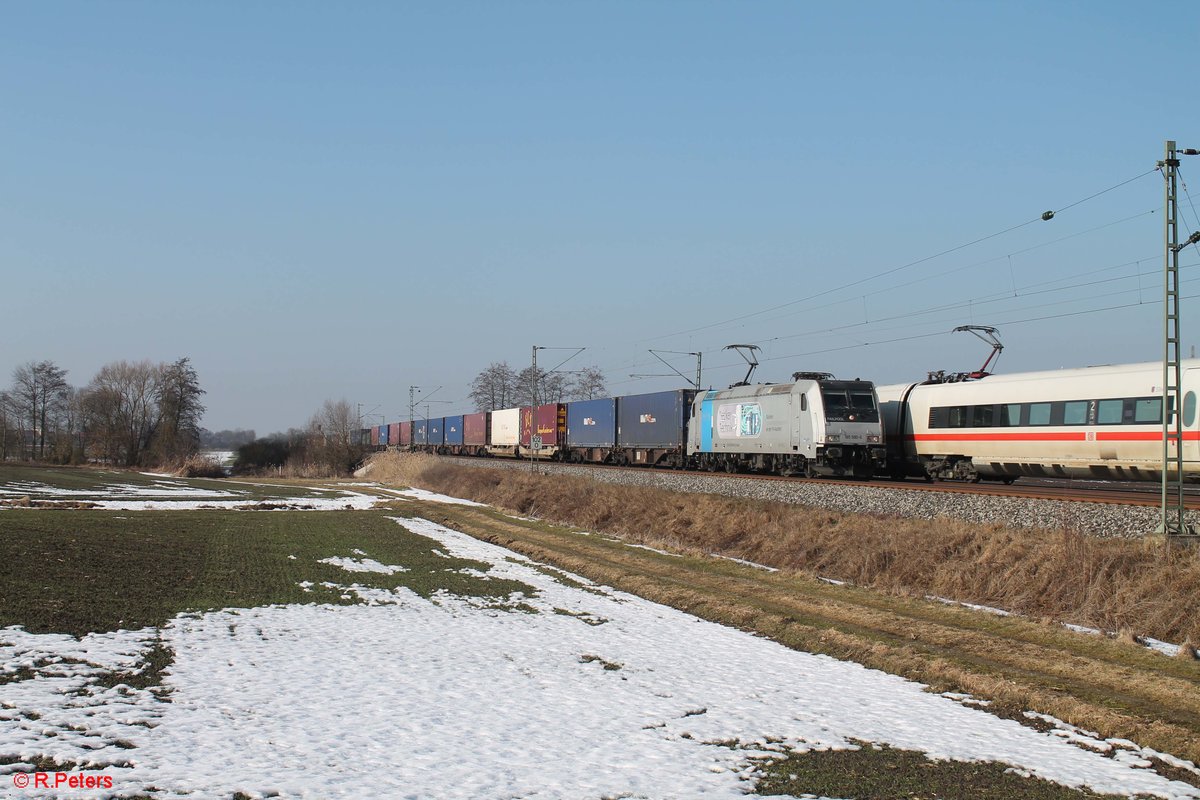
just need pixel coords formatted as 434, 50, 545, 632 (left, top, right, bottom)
617, 389, 697, 467
463, 412, 489, 456
521, 403, 565, 458
489, 408, 521, 457
427, 417, 445, 451
565, 397, 617, 462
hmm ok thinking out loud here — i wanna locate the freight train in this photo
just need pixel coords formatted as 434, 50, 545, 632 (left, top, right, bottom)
364, 376, 888, 478
877, 359, 1199, 483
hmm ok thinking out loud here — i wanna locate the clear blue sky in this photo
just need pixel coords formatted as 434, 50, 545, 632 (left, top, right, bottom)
3, 1, 1197, 433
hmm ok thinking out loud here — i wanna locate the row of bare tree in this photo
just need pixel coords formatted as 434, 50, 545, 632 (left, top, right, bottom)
0, 358, 206, 467
468, 362, 607, 412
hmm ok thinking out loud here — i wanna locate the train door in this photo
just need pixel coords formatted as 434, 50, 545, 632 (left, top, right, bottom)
1184, 370, 1200, 468
794, 387, 815, 457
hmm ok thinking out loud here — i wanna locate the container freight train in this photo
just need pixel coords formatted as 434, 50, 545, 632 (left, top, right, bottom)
364, 379, 888, 478
877, 359, 1200, 483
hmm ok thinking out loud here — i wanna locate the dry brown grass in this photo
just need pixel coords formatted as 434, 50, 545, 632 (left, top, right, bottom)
172, 455, 227, 479
369, 451, 1200, 645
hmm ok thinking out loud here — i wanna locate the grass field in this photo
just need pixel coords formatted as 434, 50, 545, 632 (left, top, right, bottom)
0, 509, 534, 637
0, 462, 1196, 799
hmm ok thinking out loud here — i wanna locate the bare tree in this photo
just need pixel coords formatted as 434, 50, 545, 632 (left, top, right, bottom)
82, 360, 162, 467
569, 366, 608, 401
304, 399, 362, 474
0, 390, 17, 461
10, 360, 69, 459
513, 366, 570, 406
469, 361, 519, 411
153, 357, 206, 462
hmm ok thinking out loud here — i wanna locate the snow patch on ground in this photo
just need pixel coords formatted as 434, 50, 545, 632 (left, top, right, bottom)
1, 517, 1197, 798
318, 556, 409, 574
370, 485, 487, 506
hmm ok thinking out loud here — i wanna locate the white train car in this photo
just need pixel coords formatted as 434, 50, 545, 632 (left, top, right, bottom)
877, 360, 1200, 482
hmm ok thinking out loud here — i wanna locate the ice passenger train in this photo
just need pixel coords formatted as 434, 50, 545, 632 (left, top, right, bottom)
877, 360, 1200, 483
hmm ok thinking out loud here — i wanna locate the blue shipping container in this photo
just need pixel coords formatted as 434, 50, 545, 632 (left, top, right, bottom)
444, 415, 465, 446
413, 420, 429, 446
566, 398, 617, 448
428, 417, 445, 446
617, 390, 695, 448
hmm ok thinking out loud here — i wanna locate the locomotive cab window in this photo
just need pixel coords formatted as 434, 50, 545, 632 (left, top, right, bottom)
849, 391, 879, 422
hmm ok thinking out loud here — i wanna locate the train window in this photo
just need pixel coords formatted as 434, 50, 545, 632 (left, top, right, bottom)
821, 389, 850, 420
849, 392, 880, 422
1028, 403, 1051, 426
972, 405, 994, 427
801, 394, 807, 411
1063, 401, 1088, 425
1134, 398, 1162, 424
1097, 399, 1122, 424
1000, 404, 1021, 426
947, 406, 968, 428
1186, 392, 1196, 427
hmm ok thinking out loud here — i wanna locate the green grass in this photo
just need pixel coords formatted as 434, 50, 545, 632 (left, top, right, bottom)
753, 742, 1133, 799
0, 509, 536, 637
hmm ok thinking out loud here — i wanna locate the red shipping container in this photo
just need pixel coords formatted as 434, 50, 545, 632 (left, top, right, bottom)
464, 412, 488, 446
521, 403, 565, 447
399, 421, 412, 447
387, 423, 399, 446
370, 427, 379, 447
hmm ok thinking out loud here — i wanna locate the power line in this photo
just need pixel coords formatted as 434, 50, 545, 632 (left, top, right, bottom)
642, 168, 1159, 344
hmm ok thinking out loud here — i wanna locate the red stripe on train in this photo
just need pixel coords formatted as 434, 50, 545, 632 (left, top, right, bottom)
908, 431, 1200, 442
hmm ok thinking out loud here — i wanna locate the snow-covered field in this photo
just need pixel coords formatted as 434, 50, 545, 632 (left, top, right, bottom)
0, 475, 387, 511
2, 515, 1197, 799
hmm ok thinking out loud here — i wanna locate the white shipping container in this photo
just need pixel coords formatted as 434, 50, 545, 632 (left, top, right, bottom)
490, 407, 521, 446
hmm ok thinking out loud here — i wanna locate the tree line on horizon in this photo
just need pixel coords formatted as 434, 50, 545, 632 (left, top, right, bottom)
468, 362, 607, 412
0, 357, 205, 468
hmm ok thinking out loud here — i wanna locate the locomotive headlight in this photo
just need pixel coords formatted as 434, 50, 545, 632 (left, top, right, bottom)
867, 434, 880, 443
826, 434, 840, 443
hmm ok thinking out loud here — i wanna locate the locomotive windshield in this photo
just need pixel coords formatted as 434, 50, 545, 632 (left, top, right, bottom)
821, 385, 879, 423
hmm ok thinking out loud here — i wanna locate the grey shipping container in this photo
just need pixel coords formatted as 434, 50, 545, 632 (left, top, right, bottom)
617, 390, 696, 448
566, 398, 617, 448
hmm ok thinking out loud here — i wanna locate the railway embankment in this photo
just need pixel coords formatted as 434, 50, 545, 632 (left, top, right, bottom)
364, 450, 1200, 770
430, 455, 1191, 539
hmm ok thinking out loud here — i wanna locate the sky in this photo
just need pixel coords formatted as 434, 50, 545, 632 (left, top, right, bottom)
3, 1, 1198, 433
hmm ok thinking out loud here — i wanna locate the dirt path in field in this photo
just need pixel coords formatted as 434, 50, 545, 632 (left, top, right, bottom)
403, 501, 1200, 771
